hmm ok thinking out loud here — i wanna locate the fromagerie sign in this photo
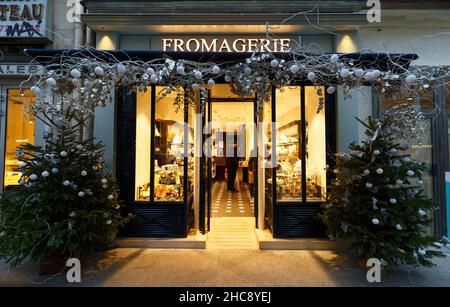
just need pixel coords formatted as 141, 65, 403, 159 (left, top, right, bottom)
0, 0, 47, 38
161, 37, 292, 52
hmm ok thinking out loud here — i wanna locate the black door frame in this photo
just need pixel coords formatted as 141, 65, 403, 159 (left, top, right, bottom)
199, 92, 259, 234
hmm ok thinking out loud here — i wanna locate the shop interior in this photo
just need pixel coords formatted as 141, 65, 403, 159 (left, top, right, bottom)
133, 84, 327, 231
2, 89, 35, 189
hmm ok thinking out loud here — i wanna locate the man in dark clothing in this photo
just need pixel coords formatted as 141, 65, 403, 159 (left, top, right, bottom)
248, 148, 257, 198
226, 144, 239, 192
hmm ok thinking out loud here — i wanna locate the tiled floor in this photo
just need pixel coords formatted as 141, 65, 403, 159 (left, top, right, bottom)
211, 181, 254, 218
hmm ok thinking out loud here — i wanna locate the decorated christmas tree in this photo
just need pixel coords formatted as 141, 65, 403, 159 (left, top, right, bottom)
323, 115, 445, 267
0, 110, 130, 268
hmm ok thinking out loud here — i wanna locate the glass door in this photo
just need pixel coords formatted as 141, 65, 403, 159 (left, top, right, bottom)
200, 89, 212, 234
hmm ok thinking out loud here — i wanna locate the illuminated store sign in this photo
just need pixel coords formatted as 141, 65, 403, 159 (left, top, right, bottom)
162, 38, 291, 53
0, 0, 47, 38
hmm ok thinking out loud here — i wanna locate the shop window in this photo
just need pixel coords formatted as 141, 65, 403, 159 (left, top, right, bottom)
4, 89, 35, 188
134, 86, 191, 202
272, 86, 326, 203
305, 86, 326, 202
135, 88, 152, 201
275, 87, 302, 201
153, 87, 186, 202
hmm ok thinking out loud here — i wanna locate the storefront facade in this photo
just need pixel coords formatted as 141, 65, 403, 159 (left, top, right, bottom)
2, 1, 448, 240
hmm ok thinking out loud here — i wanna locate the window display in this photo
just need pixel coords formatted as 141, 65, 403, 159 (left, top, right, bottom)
153, 87, 186, 202
305, 86, 326, 202
134, 86, 192, 202
270, 86, 327, 202
3, 89, 35, 188
274, 87, 303, 201
135, 88, 151, 200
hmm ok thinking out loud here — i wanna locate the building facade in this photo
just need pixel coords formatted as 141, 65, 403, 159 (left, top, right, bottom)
2, 1, 449, 240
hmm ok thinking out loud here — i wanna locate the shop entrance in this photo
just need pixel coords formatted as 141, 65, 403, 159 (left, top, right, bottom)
199, 85, 258, 248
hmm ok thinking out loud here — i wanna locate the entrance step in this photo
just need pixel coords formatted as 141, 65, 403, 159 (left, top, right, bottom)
115, 232, 206, 249
207, 217, 258, 250
255, 229, 350, 250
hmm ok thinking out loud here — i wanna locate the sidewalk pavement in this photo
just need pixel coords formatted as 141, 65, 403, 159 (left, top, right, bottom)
0, 248, 449, 287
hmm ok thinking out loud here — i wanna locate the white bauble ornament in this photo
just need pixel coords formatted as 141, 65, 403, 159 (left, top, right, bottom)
69, 211, 76, 217
407, 170, 415, 177
51, 168, 59, 174
364, 72, 374, 81
330, 54, 339, 63
63, 180, 70, 186
142, 73, 149, 80
366, 182, 373, 188
395, 224, 403, 230
31, 86, 41, 94
107, 194, 114, 200
70, 69, 81, 78
289, 64, 300, 74
373, 149, 380, 156
106, 219, 112, 225
78, 191, 85, 197
417, 180, 424, 185
326, 86, 336, 94
208, 79, 215, 87
76, 144, 83, 150
244, 67, 252, 75
372, 70, 381, 78
403, 157, 411, 162
150, 74, 158, 83
372, 218, 380, 225
92, 165, 98, 171
224, 75, 232, 82
41, 171, 49, 178
72, 78, 80, 86
354, 69, 364, 77
211, 65, 220, 74
396, 179, 404, 185
270, 59, 279, 68
389, 148, 398, 154
418, 249, 426, 256
405, 74, 417, 85
94, 66, 104, 75
307, 72, 316, 81
117, 64, 126, 74
389, 198, 397, 204
115, 204, 120, 209
29, 174, 38, 181
192, 83, 199, 91
418, 209, 426, 216
101, 178, 108, 184
176, 65, 185, 75
340, 68, 350, 78
84, 80, 92, 88
194, 70, 203, 80
19, 162, 27, 168
46, 77, 56, 86
81, 170, 87, 176
333, 168, 339, 174
19, 179, 25, 185
376, 168, 384, 174
146, 67, 155, 75
102, 184, 108, 189
363, 169, 370, 175
60, 151, 68, 157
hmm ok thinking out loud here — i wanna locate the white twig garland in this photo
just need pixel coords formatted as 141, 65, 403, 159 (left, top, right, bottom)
21, 48, 449, 122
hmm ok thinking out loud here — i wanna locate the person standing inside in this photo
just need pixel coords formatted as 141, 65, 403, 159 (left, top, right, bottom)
226, 143, 239, 192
